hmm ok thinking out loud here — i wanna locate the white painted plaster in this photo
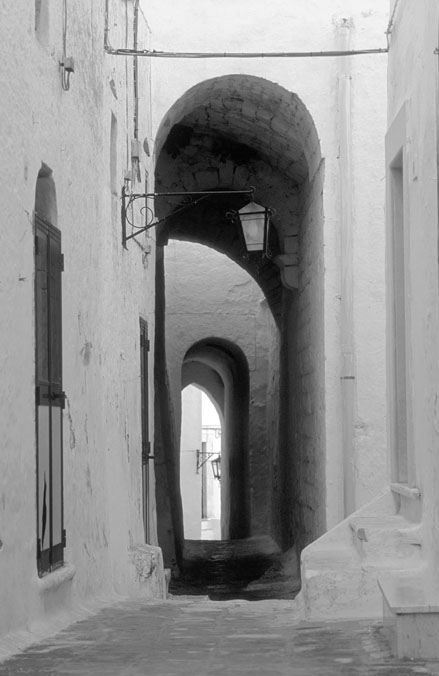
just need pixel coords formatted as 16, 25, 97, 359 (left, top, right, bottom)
179, 390, 221, 540
297, 491, 424, 620
180, 385, 203, 539
377, 0, 439, 657
201, 395, 221, 540
386, 0, 439, 576
0, 0, 163, 649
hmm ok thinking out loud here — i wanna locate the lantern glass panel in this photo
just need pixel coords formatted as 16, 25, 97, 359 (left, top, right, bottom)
238, 201, 267, 252
211, 456, 221, 480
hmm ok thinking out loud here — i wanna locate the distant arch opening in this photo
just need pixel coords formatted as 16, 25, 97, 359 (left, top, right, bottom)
182, 338, 250, 541
180, 385, 222, 540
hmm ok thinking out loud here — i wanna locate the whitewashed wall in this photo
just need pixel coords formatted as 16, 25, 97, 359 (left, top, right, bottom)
0, 0, 162, 652
386, 0, 439, 584
180, 386, 203, 539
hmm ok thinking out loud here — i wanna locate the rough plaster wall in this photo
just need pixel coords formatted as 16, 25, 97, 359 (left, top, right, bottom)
163, 240, 279, 545
148, 0, 388, 532
265, 310, 282, 540
349, 15, 388, 510
0, 1, 158, 642
292, 165, 326, 552
269, 166, 326, 554
154, 246, 183, 569
218, 351, 249, 540
386, 0, 439, 578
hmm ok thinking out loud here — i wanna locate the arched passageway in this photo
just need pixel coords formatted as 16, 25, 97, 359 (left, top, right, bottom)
154, 74, 325, 587
182, 338, 250, 541
154, 75, 321, 323
179, 385, 222, 541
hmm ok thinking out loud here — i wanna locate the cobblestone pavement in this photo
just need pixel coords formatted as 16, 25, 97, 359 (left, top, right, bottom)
1, 596, 439, 675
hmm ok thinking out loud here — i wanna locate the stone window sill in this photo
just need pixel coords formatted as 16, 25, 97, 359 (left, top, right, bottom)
37, 562, 76, 594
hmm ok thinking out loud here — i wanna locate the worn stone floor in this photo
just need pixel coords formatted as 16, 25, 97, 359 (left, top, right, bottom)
172, 536, 300, 600
1, 596, 439, 675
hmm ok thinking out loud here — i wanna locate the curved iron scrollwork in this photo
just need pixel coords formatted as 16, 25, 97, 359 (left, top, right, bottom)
121, 186, 255, 248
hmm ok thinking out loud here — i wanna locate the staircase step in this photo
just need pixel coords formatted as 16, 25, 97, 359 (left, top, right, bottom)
349, 515, 422, 564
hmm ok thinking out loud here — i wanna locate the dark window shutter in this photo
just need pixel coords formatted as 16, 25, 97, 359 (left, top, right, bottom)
35, 215, 65, 576
140, 318, 150, 542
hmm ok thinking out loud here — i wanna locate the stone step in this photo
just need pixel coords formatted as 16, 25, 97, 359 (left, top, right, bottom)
297, 492, 424, 620
301, 543, 359, 570
379, 572, 439, 659
348, 515, 422, 566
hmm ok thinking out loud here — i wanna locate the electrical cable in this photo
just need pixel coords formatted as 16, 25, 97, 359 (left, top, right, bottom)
103, 1, 389, 59
104, 46, 388, 59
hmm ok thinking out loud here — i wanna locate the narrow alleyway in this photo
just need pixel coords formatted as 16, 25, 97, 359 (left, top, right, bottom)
1, 596, 438, 676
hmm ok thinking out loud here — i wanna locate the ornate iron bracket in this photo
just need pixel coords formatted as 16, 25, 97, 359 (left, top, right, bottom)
121, 186, 255, 248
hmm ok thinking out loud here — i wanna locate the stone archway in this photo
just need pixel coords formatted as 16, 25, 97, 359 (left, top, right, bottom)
154, 74, 325, 571
154, 74, 322, 322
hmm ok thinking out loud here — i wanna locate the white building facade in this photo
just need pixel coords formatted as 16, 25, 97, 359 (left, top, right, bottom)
376, 0, 439, 659
0, 0, 164, 656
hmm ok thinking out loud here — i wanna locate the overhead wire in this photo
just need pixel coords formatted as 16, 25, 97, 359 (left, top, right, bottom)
104, 46, 388, 59
103, 1, 388, 60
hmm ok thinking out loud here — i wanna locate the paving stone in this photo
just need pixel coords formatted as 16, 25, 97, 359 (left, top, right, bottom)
1, 597, 439, 675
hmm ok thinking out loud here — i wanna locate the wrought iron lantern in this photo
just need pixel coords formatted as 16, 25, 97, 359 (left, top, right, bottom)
121, 185, 274, 257
196, 449, 221, 481
211, 455, 221, 481
236, 200, 272, 252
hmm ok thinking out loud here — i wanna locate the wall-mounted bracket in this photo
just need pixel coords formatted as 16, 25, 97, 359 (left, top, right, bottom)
196, 449, 216, 473
121, 186, 255, 248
